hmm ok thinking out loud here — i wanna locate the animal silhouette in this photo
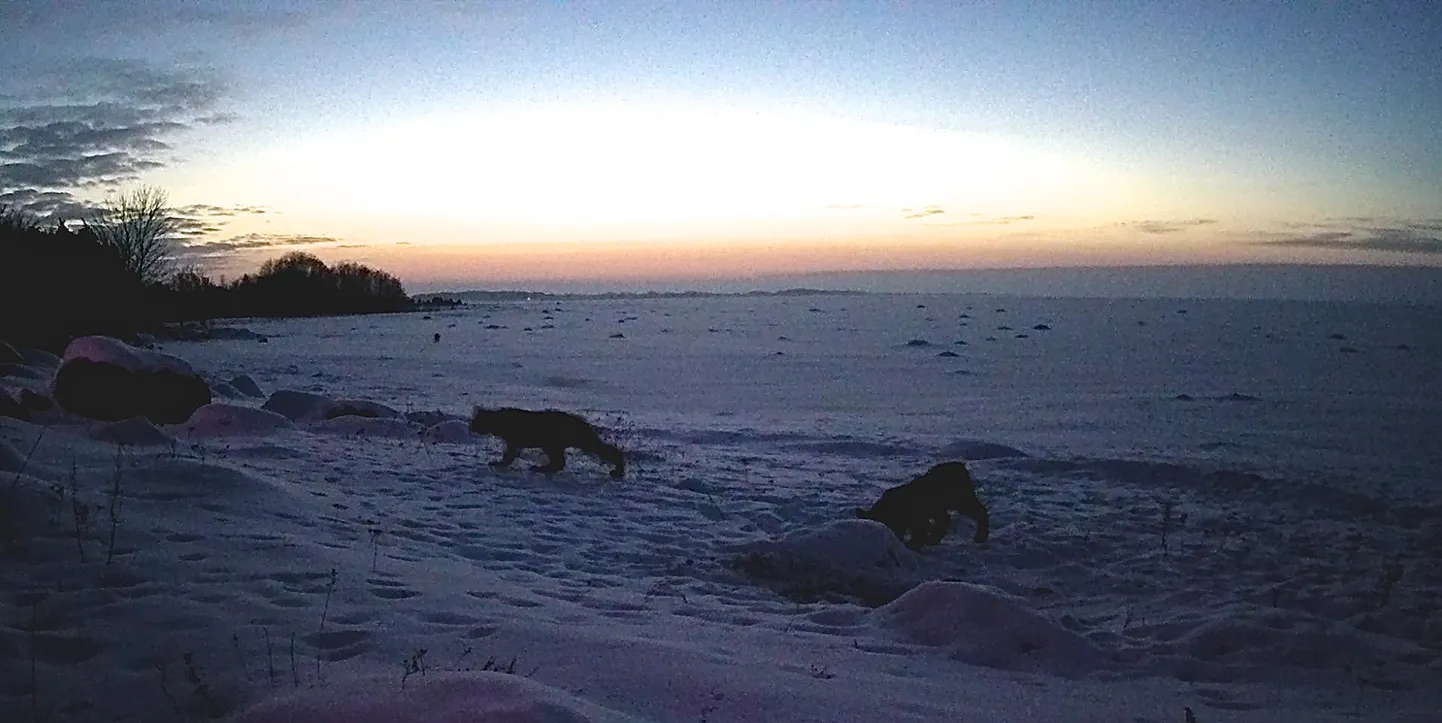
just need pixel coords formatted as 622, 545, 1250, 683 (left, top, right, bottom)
469, 407, 625, 479
856, 461, 989, 548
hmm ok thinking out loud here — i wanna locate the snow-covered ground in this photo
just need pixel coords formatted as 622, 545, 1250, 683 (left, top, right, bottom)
2, 292, 1438, 722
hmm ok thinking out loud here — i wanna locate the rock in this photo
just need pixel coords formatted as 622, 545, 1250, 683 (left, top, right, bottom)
261, 390, 337, 423
260, 390, 400, 423
420, 420, 474, 444
905, 339, 930, 347
226, 375, 264, 398
180, 403, 295, 438
52, 337, 211, 424
87, 417, 175, 447
731, 519, 920, 606
210, 382, 243, 399
325, 399, 403, 420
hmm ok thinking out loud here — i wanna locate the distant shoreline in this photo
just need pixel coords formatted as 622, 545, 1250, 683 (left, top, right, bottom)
417, 264, 1442, 304
424, 288, 866, 303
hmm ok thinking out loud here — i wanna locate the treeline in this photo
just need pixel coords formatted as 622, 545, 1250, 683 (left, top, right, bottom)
169, 252, 412, 321
1, 204, 415, 351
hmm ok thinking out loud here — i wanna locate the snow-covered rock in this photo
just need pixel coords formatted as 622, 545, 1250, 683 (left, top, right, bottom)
731, 518, 920, 606
261, 390, 401, 423
62, 335, 195, 375
870, 581, 1107, 678
326, 399, 403, 420
420, 419, 474, 444
52, 336, 211, 424
228, 374, 265, 398
178, 403, 296, 438
261, 390, 337, 423
87, 416, 176, 447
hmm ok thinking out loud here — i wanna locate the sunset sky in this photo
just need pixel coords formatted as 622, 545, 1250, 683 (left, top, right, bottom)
2, 1, 1439, 290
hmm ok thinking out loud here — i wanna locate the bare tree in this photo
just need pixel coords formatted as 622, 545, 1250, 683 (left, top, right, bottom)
85, 186, 179, 285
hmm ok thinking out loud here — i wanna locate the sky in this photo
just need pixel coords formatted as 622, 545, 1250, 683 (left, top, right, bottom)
1, 0, 1440, 291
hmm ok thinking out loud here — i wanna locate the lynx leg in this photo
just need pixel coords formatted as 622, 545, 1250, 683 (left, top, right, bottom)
491, 443, 520, 468
532, 446, 567, 474
588, 441, 625, 479
957, 498, 990, 543
922, 511, 953, 546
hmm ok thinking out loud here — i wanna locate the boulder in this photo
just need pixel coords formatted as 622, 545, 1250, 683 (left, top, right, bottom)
52, 337, 211, 425
261, 390, 336, 423
260, 391, 401, 423
180, 403, 295, 438
731, 519, 920, 606
228, 374, 265, 398
325, 399, 402, 420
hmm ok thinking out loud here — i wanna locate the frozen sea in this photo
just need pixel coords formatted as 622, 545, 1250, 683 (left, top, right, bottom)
1, 291, 1438, 722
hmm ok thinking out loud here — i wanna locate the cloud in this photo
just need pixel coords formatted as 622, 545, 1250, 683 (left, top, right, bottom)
0, 3, 310, 39
1129, 218, 1218, 234
167, 203, 268, 238
177, 233, 342, 257
0, 187, 95, 219
1258, 222, 1442, 255
0, 58, 230, 216
928, 214, 1036, 228
903, 205, 945, 219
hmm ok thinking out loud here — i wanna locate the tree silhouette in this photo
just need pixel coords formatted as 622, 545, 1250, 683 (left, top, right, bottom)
1, 206, 148, 349
84, 186, 179, 286
3, 204, 415, 350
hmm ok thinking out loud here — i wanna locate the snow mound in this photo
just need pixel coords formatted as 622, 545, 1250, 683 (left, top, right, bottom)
62, 335, 195, 376
421, 419, 474, 444
314, 415, 418, 438
261, 389, 337, 423
178, 403, 296, 438
229, 671, 646, 723
731, 518, 919, 606
1164, 609, 1436, 684
87, 416, 175, 447
870, 581, 1107, 678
